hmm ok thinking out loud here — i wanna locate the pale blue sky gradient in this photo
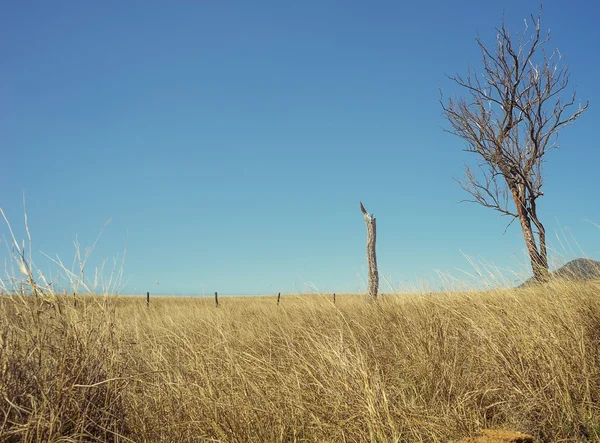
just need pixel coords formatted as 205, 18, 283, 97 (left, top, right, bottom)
1, 1, 599, 295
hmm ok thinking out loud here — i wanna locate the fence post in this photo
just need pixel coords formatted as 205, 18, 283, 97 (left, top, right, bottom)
147, 292, 150, 307
215, 291, 219, 307
360, 202, 379, 301
333, 293, 336, 304
277, 292, 281, 305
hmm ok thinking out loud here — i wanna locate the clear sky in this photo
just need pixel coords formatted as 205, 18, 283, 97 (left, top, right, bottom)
1, 1, 599, 295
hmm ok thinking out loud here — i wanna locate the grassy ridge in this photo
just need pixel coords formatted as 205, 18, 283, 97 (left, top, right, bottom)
2, 284, 600, 442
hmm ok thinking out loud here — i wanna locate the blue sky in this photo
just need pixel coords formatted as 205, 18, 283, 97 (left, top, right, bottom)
1, 1, 599, 295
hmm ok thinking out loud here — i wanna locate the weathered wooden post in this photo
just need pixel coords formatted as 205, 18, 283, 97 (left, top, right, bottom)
214, 291, 219, 307
277, 292, 281, 305
360, 202, 379, 300
333, 292, 336, 304
146, 292, 150, 307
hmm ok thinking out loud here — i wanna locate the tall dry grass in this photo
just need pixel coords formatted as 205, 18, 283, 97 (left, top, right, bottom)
2, 284, 600, 442
2, 208, 600, 441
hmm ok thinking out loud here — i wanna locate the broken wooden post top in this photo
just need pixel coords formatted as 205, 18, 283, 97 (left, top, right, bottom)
360, 201, 375, 222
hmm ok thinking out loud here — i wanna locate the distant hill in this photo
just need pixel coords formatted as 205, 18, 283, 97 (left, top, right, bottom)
519, 258, 600, 288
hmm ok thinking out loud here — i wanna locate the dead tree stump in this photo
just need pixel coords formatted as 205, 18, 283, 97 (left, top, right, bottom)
360, 202, 379, 300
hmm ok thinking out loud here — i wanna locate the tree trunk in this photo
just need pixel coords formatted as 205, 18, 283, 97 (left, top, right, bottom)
509, 186, 549, 282
529, 201, 549, 281
360, 202, 379, 299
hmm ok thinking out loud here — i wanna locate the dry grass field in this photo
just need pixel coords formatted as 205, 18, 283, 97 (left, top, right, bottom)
2, 281, 600, 442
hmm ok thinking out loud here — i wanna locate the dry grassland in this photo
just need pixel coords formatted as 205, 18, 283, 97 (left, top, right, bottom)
2, 281, 600, 442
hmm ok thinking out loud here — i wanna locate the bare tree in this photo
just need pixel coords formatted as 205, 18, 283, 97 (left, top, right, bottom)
360, 202, 379, 299
441, 10, 588, 283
